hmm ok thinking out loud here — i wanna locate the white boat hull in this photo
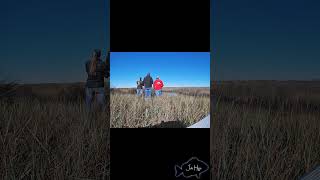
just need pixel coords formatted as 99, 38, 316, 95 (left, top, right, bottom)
188, 115, 210, 128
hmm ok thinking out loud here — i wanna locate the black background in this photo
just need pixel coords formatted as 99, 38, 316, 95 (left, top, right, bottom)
110, 0, 210, 179
110, 129, 210, 180
110, 0, 210, 52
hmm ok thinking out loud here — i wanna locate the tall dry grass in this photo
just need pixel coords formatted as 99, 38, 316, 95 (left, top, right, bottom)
110, 89, 210, 128
0, 95, 109, 179
211, 81, 320, 180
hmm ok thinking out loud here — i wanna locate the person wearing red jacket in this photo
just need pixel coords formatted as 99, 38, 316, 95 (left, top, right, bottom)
154, 76, 164, 96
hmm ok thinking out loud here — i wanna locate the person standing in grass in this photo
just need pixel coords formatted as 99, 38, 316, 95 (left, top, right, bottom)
143, 73, 153, 98
154, 76, 164, 96
136, 77, 144, 96
85, 49, 108, 110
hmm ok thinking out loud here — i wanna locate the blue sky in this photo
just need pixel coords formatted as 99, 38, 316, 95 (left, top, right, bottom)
110, 52, 210, 88
212, 0, 320, 80
1, 0, 320, 83
1, 0, 108, 83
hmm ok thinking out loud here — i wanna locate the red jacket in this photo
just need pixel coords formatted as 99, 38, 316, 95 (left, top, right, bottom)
154, 79, 164, 90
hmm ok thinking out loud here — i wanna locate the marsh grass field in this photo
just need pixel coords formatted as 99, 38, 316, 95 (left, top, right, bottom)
0, 83, 110, 179
211, 80, 320, 180
1, 81, 320, 179
110, 87, 210, 128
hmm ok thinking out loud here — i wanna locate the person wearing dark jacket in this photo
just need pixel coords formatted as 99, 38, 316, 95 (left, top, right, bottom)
143, 73, 153, 98
85, 49, 108, 110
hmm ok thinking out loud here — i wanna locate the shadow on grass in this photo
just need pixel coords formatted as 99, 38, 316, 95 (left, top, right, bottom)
144, 120, 188, 128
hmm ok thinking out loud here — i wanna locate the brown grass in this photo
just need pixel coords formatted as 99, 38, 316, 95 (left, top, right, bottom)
0, 83, 109, 179
3, 81, 319, 179
211, 81, 320, 180
110, 88, 210, 128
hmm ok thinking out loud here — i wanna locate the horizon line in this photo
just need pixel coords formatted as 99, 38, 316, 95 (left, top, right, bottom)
2, 79, 320, 85
111, 86, 211, 89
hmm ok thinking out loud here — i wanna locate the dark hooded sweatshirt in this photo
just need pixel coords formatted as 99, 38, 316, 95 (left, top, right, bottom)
85, 59, 108, 88
143, 74, 153, 88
